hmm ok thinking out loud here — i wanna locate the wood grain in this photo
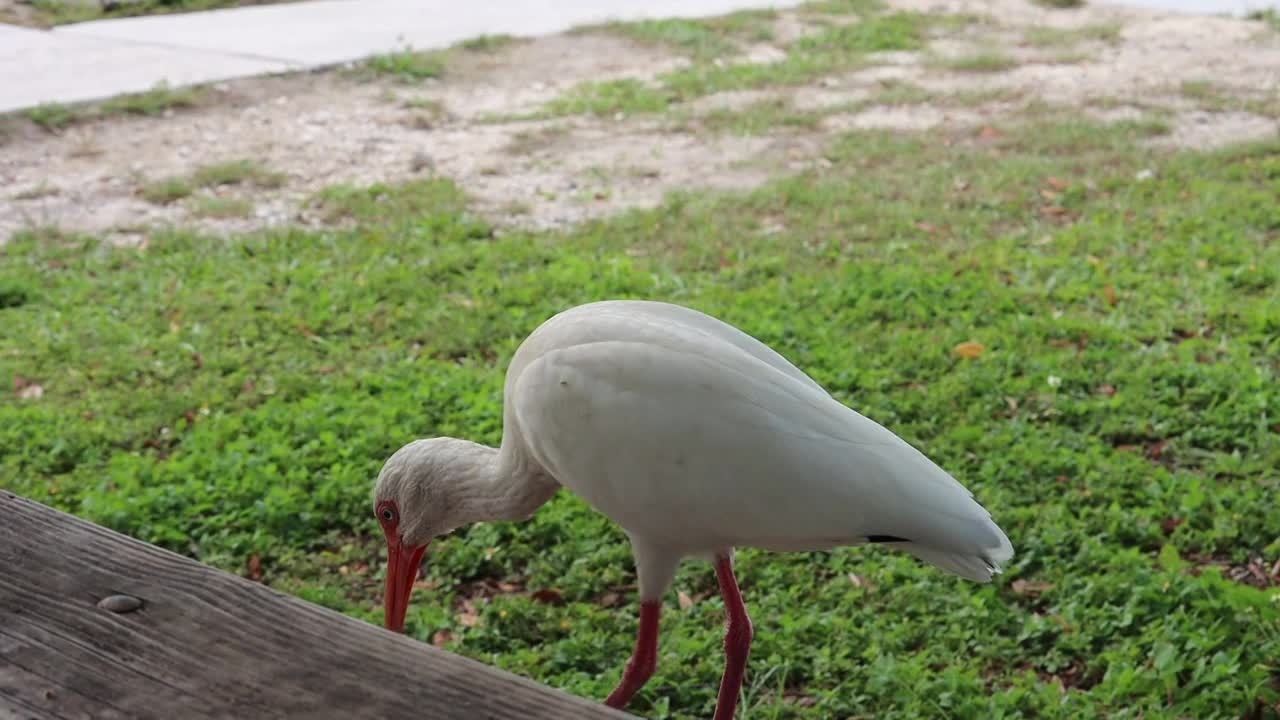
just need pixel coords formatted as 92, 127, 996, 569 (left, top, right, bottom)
0, 492, 637, 720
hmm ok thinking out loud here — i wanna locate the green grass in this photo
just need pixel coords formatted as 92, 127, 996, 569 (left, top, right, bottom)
1178, 80, 1280, 118
1032, 0, 1086, 8
99, 82, 202, 116
139, 177, 195, 204
695, 98, 825, 134
139, 159, 286, 205
455, 34, 519, 52
24, 102, 76, 131
1023, 23, 1121, 48
3, 115, 1279, 719
1247, 8, 1280, 31
190, 197, 255, 219
364, 49, 448, 82
545, 11, 935, 118
362, 33, 522, 84
192, 159, 287, 189
12, 182, 61, 201
545, 79, 674, 117
18, 82, 203, 133
589, 10, 777, 61
799, 0, 886, 15
23, 0, 291, 27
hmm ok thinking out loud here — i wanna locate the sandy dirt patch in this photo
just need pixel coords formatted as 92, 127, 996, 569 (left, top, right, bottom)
2, 0, 1278, 244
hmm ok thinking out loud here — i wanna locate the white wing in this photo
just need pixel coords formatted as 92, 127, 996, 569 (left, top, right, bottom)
505, 301, 1013, 582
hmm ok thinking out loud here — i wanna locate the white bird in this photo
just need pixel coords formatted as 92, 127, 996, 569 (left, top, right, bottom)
373, 299, 1013, 719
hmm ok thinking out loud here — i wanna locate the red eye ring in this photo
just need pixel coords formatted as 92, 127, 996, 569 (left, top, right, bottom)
377, 501, 398, 524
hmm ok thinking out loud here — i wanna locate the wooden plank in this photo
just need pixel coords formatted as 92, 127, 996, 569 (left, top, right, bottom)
0, 491, 637, 720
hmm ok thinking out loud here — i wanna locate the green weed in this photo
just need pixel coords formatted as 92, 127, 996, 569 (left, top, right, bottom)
365, 49, 447, 82
139, 177, 194, 204
190, 197, 255, 219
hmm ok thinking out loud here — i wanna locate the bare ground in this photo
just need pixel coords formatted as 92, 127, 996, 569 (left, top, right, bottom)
2, 0, 1278, 244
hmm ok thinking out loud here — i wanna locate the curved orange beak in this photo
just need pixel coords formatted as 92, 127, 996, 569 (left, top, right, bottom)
384, 539, 428, 633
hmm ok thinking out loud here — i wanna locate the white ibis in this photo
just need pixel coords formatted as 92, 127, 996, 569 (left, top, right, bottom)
374, 299, 1013, 719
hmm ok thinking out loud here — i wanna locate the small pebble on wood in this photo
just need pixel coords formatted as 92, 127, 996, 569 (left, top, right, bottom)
98, 594, 143, 613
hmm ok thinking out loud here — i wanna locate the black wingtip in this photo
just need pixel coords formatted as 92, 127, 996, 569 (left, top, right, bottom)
866, 535, 909, 543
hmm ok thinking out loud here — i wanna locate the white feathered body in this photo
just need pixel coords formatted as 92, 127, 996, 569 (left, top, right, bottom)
497, 300, 1013, 586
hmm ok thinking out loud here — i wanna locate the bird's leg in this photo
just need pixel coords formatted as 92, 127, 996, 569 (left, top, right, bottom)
712, 553, 753, 720
605, 600, 660, 709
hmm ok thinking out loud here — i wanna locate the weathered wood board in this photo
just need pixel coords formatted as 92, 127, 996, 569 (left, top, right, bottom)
0, 491, 637, 719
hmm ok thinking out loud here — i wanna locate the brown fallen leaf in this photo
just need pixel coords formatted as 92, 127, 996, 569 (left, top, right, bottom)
1039, 189, 1059, 200
1040, 205, 1068, 217
952, 341, 985, 359
530, 588, 564, 605
431, 629, 455, 646
1103, 285, 1117, 306
783, 691, 816, 707
247, 554, 262, 582
598, 591, 623, 609
1011, 579, 1052, 597
457, 599, 481, 627
847, 572, 876, 593
1046, 177, 1069, 191
1097, 384, 1116, 397
1160, 517, 1184, 535
677, 590, 694, 610
978, 126, 1001, 140
13, 375, 43, 400
915, 221, 939, 234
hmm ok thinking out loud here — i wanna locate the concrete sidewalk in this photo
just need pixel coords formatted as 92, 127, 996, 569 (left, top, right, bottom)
3, 0, 802, 113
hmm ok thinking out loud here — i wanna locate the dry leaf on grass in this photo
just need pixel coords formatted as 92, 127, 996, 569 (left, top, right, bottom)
530, 588, 564, 605
457, 599, 481, 627
1011, 579, 1052, 597
13, 375, 43, 400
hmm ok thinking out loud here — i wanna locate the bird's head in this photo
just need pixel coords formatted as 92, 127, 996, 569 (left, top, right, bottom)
373, 437, 480, 633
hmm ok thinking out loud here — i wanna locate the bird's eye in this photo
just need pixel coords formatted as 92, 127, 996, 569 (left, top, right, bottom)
381, 507, 395, 522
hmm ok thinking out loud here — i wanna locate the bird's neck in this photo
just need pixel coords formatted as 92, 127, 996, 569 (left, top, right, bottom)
452, 440, 558, 525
